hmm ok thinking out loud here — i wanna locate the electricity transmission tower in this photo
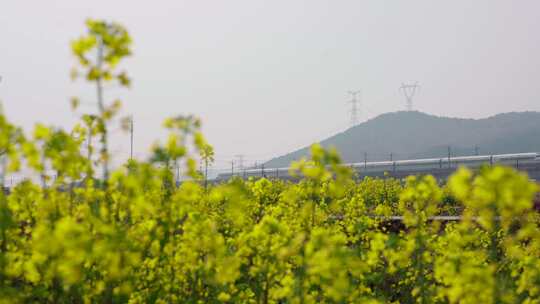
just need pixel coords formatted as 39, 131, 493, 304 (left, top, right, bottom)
234, 154, 245, 171
400, 82, 420, 111
347, 90, 362, 126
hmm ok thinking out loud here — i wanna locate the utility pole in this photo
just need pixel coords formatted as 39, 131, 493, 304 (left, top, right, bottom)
364, 152, 368, 169
204, 160, 208, 190
175, 160, 180, 185
447, 146, 451, 168
347, 90, 362, 126
474, 146, 479, 156
400, 82, 420, 111
390, 153, 393, 161
87, 127, 92, 162
129, 116, 134, 160
231, 160, 235, 176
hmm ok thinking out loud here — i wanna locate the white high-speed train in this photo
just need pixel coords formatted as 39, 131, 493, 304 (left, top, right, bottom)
215, 152, 540, 181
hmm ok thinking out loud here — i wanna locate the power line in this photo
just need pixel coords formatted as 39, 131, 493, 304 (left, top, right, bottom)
347, 90, 362, 126
400, 82, 420, 111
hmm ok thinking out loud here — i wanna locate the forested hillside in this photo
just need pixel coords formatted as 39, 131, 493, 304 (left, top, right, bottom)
265, 111, 540, 167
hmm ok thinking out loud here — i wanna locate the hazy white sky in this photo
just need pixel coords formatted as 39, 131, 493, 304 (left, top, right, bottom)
1, 0, 540, 170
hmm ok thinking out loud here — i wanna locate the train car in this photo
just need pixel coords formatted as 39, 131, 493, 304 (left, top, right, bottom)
215, 152, 540, 181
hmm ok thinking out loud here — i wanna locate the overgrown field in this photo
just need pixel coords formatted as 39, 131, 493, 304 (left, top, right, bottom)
1, 19, 540, 303
2, 109, 540, 303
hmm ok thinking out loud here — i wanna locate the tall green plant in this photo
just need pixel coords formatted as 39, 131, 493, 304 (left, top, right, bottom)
200, 144, 215, 190
71, 19, 132, 181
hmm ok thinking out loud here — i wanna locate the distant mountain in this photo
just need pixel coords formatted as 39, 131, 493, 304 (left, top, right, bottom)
264, 111, 540, 168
